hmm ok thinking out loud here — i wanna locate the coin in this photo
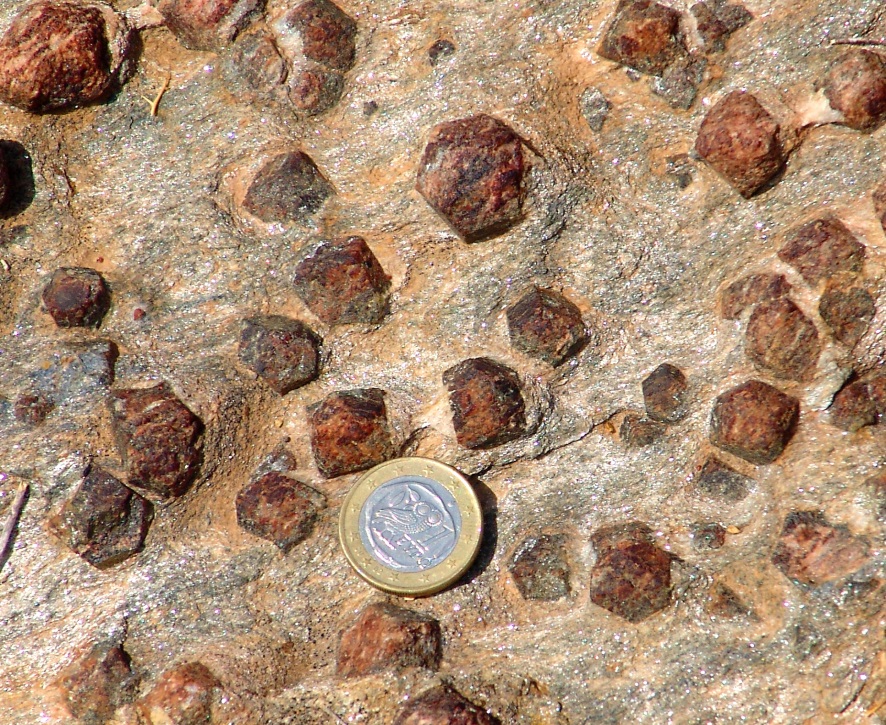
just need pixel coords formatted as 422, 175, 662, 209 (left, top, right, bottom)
338, 457, 483, 596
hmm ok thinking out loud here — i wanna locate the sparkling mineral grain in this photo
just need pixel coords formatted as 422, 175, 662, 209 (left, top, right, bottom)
241, 151, 332, 223
695, 91, 783, 197
110, 383, 203, 499
56, 642, 138, 724
393, 685, 500, 725
0, 0, 133, 113
598, 0, 686, 76
238, 315, 321, 394
823, 49, 886, 131
777, 217, 865, 285
309, 388, 394, 477
157, 0, 262, 51
508, 534, 571, 601
710, 380, 799, 464
336, 601, 442, 677
642, 363, 688, 423
293, 236, 391, 325
744, 298, 820, 381
829, 380, 877, 432
443, 357, 527, 450
695, 457, 751, 502
506, 287, 586, 366
136, 662, 220, 725
42, 267, 111, 328
619, 411, 665, 447
49, 466, 152, 568
818, 284, 875, 347
772, 511, 870, 586
588, 523, 673, 623
235, 471, 324, 551
416, 114, 525, 242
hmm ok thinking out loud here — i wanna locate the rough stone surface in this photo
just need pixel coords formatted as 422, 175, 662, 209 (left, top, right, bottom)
508, 534, 571, 600
336, 602, 442, 677
235, 471, 324, 551
618, 410, 665, 447
238, 315, 321, 394
309, 388, 394, 477
772, 511, 871, 586
241, 151, 332, 223
691, 523, 726, 551
56, 642, 138, 725
650, 55, 706, 110
49, 466, 152, 568
222, 31, 287, 101
579, 86, 611, 131
718, 273, 791, 319
704, 581, 753, 619
818, 284, 875, 347
41, 267, 111, 328
588, 523, 673, 623
691, 0, 752, 52
598, 0, 685, 76
292, 236, 391, 326
744, 297, 820, 381
110, 382, 204, 499
867, 373, 886, 422
506, 286, 586, 366
393, 685, 500, 725
710, 380, 800, 464
829, 380, 876, 432
695, 457, 751, 502
695, 90, 784, 197
777, 217, 865, 285
443, 357, 527, 450
641, 363, 688, 422
823, 49, 886, 132
0, 0, 133, 113
158, 0, 262, 51
136, 662, 220, 725
428, 39, 456, 65
416, 114, 524, 242
13, 392, 54, 425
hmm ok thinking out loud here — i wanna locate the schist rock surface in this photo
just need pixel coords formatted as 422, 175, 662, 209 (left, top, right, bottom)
0, 0, 883, 722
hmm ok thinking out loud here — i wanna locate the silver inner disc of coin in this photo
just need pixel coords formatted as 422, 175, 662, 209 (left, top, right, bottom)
359, 475, 462, 573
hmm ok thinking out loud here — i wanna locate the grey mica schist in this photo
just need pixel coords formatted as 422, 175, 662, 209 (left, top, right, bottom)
359, 475, 461, 573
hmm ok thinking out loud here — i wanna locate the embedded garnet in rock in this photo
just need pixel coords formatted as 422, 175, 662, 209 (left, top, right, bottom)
823, 49, 886, 132
744, 298, 820, 381
691, 0, 752, 53
49, 466, 152, 568
777, 218, 865, 285
336, 601, 442, 677
597, 0, 686, 76
238, 315, 321, 395
136, 662, 220, 725
695, 457, 751, 502
710, 380, 799, 465
508, 534, 571, 601
416, 114, 524, 242
110, 382, 203, 500
56, 642, 138, 725
619, 411, 665, 447
588, 523, 673, 623
393, 685, 500, 725
42, 267, 111, 328
829, 380, 876, 432
443, 357, 527, 450
718, 272, 791, 320
157, 0, 262, 51
772, 511, 870, 586
0, 0, 133, 114
642, 363, 688, 423
241, 151, 332, 224
506, 287, 586, 366
819, 284, 875, 347
695, 91, 784, 198
235, 471, 324, 551
691, 523, 726, 551
13, 392, 54, 425
309, 388, 394, 477
223, 31, 287, 100
293, 236, 391, 326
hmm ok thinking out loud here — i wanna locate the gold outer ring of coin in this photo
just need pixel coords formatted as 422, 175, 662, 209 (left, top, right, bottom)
338, 457, 483, 597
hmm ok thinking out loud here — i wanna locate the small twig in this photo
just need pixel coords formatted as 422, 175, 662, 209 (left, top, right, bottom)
141, 72, 171, 117
831, 38, 886, 46
0, 483, 29, 571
